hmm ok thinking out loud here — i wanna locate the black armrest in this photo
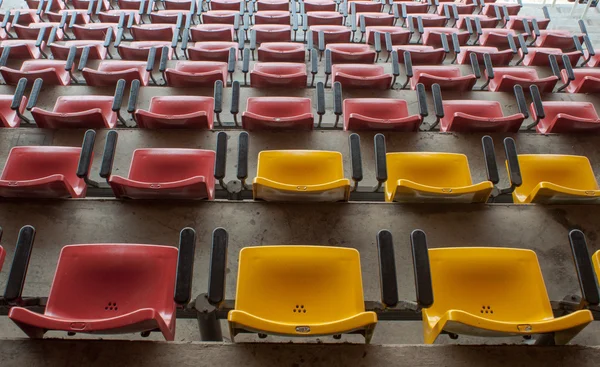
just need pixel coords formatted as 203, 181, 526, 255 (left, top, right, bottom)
410, 229, 433, 308
307, 30, 314, 53
374, 133, 387, 187
65, 46, 78, 73
451, 32, 460, 63
310, 49, 318, 87
242, 48, 250, 85
127, 11, 135, 29
440, 33, 449, 54
402, 50, 412, 89
469, 52, 481, 81
385, 31, 392, 53
189, 0, 196, 13
302, 14, 308, 34
502, 5, 510, 22
104, 27, 113, 49
237, 131, 248, 185
408, 16, 415, 35
325, 49, 332, 86
3, 225, 36, 303
359, 15, 366, 41
350, 11, 357, 34
349, 133, 363, 189
400, 3, 407, 21
59, 12, 68, 28
416, 15, 423, 38
100, 130, 118, 180
430, 83, 443, 130
227, 47, 236, 83
316, 81, 325, 126
230, 80, 240, 125
171, 24, 179, 52
507, 33, 517, 54
416, 83, 428, 118
548, 54, 561, 78
214, 131, 227, 185
318, 30, 325, 54
481, 52, 492, 90
115, 28, 124, 48
374, 31, 381, 56
213, 80, 223, 126
48, 27, 58, 47
174, 227, 197, 306
474, 16, 482, 36
146, 0, 154, 14
562, 54, 575, 82
569, 229, 600, 307
391, 49, 399, 89
249, 29, 256, 57
513, 84, 529, 119
465, 16, 473, 36
76, 129, 96, 180
68, 12, 77, 28
333, 81, 342, 126
443, 4, 450, 23
481, 135, 499, 185
207, 227, 228, 306
0, 12, 10, 30
584, 35, 595, 57
112, 79, 126, 113
37, 0, 46, 15
146, 46, 157, 72
35, 26, 47, 49
234, 13, 240, 31
25, 78, 42, 111
521, 18, 531, 38
579, 19, 588, 35
127, 79, 141, 116
377, 230, 399, 308
503, 137, 522, 189
574, 34, 583, 56
197, 0, 203, 15
494, 3, 501, 21
530, 84, 545, 123
11, 78, 27, 112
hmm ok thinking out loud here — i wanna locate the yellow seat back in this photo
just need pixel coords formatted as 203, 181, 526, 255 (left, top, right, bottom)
234, 246, 367, 324
593, 251, 600, 280
256, 150, 345, 185
386, 153, 474, 188
425, 247, 554, 323
511, 155, 599, 199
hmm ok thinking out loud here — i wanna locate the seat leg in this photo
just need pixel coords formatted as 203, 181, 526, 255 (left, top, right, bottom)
13, 321, 46, 339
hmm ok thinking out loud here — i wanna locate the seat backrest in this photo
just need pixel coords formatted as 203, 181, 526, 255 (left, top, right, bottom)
1, 147, 82, 190
386, 152, 474, 187
514, 155, 599, 194
246, 97, 311, 117
128, 149, 216, 184
234, 246, 366, 322
45, 244, 178, 320
426, 247, 554, 321
257, 150, 344, 185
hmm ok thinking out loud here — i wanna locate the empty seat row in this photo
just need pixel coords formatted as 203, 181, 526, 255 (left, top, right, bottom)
0, 224, 598, 344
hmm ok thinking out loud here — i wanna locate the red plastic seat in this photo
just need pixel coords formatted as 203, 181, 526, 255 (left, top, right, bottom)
534, 30, 583, 51
423, 27, 470, 47
355, 12, 395, 27
118, 0, 144, 9
394, 45, 446, 65
190, 24, 235, 41
365, 26, 411, 45
242, 97, 313, 130
257, 0, 290, 11
97, 10, 141, 25
72, 23, 119, 41
14, 23, 63, 40
202, 10, 238, 24
346, 0, 382, 13
211, 0, 242, 10
0, 146, 88, 198
0, 40, 43, 59
257, 42, 305, 62
482, 2, 520, 17
506, 16, 550, 30
31, 96, 117, 129
436, 2, 476, 15
135, 96, 215, 129
392, 1, 428, 13
457, 46, 513, 66
163, 0, 192, 10
250, 62, 307, 87
1, 9, 40, 24
327, 43, 376, 63
254, 10, 290, 25
28, 0, 65, 11
118, 41, 173, 61
344, 98, 422, 131
440, 100, 525, 132
479, 28, 517, 49
0, 92, 26, 128
519, 47, 580, 67
165, 61, 228, 87
46, 9, 90, 24
253, 24, 292, 43
456, 15, 496, 30
310, 25, 351, 44
561, 69, 600, 94
486, 67, 558, 93
0, 60, 70, 86
8, 243, 180, 339
332, 64, 392, 89
82, 61, 149, 87
109, 149, 216, 199
50, 40, 107, 60
406, 13, 447, 28
307, 11, 344, 26
533, 101, 600, 134
149, 10, 191, 24
72, 0, 109, 9
131, 24, 177, 41
411, 66, 476, 91
188, 41, 237, 61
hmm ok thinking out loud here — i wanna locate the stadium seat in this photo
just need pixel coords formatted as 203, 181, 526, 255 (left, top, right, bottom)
0, 130, 95, 198
0, 46, 75, 86
0, 78, 28, 128
130, 79, 222, 129
527, 85, 600, 134
100, 131, 226, 200
478, 28, 518, 50
335, 82, 428, 131
392, 1, 429, 14
504, 137, 600, 203
326, 43, 376, 63
71, 22, 119, 41
256, 42, 306, 62
331, 63, 393, 89
187, 41, 238, 61
506, 15, 550, 30
375, 134, 496, 203
29, 79, 126, 129
355, 12, 396, 27
207, 228, 377, 342
164, 60, 229, 87
309, 25, 352, 44
402, 51, 478, 91
302, 0, 336, 12
117, 41, 174, 61
249, 62, 307, 88
163, 0, 192, 10
392, 33, 450, 65
253, 24, 293, 43
97, 9, 142, 25
532, 25, 585, 51
482, 51, 559, 93
190, 24, 235, 42
210, 0, 242, 10
421, 26, 471, 48
149, 10, 193, 24
436, 2, 477, 16
430, 83, 527, 132
257, 0, 290, 11
0, 40, 44, 60
404, 13, 447, 28
561, 68, 600, 94
518, 47, 580, 67
80, 46, 157, 86
48, 26, 113, 60
45, 9, 90, 25
455, 15, 498, 30
364, 26, 412, 45
455, 45, 514, 66
254, 10, 290, 25
13, 22, 64, 41
118, 0, 145, 10
306, 11, 344, 26
404, 229, 593, 344
253, 150, 351, 201
6, 225, 196, 340
482, 1, 521, 17
202, 10, 239, 24
130, 23, 180, 41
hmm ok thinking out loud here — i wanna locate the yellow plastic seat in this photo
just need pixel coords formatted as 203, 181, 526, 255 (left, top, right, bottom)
385, 152, 494, 203
253, 150, 350, 202
423, 247, 593, 344
593, 250, 600, 278
228, 246, 377, 341
508, 154, 600, 204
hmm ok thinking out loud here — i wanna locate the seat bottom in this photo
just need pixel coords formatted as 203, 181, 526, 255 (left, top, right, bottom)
387, 180, 494, 203
109, 176, 212, 200
253, 178, 350, 201
0, 175, 83, 198
514, 182, 600, 204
